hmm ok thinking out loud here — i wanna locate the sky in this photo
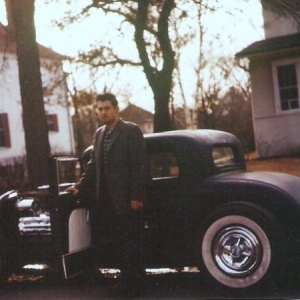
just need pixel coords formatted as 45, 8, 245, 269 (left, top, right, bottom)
0, 0, 264, 112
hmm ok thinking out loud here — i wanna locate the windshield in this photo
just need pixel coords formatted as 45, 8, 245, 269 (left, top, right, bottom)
55, 157, 81, 193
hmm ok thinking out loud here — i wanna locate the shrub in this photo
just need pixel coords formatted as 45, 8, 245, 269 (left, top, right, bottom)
0, 157, 29, 194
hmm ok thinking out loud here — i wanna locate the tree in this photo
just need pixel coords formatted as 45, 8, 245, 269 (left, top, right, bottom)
134, 0, 175, 132
62, 0, 176, 132
5, 0, 50, 188
261, 0, 300, 25
70, 89, 97, 155
60, 0, 299, 135
217, 85, 254, 153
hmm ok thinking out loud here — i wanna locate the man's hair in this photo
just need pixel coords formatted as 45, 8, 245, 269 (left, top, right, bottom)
96, 93, 118, 107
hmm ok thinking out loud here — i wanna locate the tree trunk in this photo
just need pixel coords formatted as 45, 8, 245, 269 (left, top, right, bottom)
72, 93, 86, 156
135, 0, 175, 133
153, 93, 173, 132
152, 69, 174, 132
8, 0, 50, 188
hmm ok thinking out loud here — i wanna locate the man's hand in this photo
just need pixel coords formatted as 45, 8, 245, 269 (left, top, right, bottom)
131, 200, 143, 212
66, 186, 79, 196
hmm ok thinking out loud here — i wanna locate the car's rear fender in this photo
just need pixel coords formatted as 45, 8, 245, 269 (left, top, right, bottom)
198, 179, 300, 256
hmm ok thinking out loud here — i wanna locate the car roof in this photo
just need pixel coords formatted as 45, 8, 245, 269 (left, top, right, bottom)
145, 129, 245, 176
144, 129, 239, 146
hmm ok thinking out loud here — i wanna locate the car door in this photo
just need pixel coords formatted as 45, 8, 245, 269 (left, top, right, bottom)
48, 156, 93, 279
146, 139, 191, 266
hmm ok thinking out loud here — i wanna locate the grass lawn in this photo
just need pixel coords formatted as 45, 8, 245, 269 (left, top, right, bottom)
246, 156, 300, 177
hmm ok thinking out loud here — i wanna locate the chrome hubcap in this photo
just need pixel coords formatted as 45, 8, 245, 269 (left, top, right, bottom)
213, 226, 262, 278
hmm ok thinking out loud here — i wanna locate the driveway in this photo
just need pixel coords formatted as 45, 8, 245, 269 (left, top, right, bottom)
0, 268, 299, 299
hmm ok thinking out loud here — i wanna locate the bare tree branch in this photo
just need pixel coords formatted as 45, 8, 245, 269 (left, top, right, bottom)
261, 0, 300, 25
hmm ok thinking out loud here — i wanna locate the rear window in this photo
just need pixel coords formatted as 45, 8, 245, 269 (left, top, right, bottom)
149, 152, 179, 179
212, 146, 237, 167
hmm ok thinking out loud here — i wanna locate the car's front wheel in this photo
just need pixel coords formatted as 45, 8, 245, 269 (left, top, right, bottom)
199, 204, 285, 289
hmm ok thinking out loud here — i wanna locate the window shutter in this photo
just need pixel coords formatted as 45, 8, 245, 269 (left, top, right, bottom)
52, 114, 59, 132
47, 114, 59, 132
0, 113, 11, 147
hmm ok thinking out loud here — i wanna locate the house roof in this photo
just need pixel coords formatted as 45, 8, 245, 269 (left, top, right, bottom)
120, 104, 153, 123
0, 23, 64, 59
236, 33, 300, 58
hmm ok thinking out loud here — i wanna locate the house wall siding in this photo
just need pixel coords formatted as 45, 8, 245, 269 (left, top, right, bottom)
0, 53, 25, 161
253, 112, 300, 157
0, 51, 74, 164
249, 55, 300, 157
263, 10, 298, 39
250, 58, 276, 117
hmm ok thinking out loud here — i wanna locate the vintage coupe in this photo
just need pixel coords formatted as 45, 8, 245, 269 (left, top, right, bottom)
1, 129, 300, 291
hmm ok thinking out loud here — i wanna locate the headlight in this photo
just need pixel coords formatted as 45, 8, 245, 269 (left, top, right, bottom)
15, 198, 36, 211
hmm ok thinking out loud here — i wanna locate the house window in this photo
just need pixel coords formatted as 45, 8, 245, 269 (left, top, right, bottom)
273, 61, 300, 112
0, 113, 11, 147
47, 114, 59, 132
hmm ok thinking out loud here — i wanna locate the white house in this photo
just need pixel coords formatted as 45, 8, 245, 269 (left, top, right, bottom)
236, 8, 300, 158
0, 24, 75, 165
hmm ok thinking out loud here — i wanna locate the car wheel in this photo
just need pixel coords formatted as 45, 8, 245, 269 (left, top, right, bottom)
200, 204, 284, 289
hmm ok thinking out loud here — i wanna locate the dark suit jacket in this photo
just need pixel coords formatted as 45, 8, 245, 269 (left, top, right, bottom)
76, 119, 148, 215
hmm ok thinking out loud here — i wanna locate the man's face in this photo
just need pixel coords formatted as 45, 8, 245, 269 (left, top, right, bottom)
96, 100, 119, 126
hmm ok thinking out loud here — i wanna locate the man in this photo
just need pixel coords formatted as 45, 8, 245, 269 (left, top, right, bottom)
67, 93, 148, 292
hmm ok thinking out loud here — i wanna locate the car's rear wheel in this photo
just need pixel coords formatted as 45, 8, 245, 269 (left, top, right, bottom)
199, 204, 285, 289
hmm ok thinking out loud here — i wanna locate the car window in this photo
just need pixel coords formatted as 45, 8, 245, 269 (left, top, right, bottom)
212, 146, 237, 167
149, 152, 179, 179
